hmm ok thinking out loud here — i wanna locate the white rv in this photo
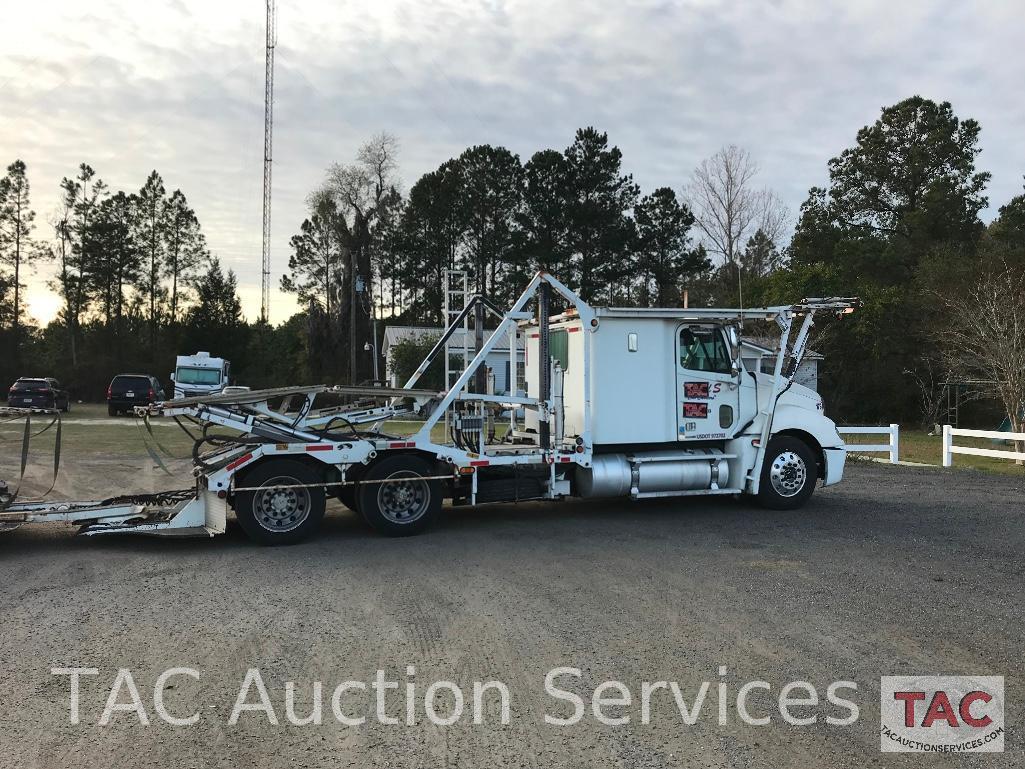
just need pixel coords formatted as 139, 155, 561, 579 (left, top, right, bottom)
172, 352, 230, 399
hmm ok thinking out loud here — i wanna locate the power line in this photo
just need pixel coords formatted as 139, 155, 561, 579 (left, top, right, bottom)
261, 0, 276, 323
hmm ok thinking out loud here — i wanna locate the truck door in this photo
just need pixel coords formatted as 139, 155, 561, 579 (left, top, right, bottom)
676, 325, 741, 441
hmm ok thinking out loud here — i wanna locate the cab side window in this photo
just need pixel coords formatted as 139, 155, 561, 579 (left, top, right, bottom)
680, 327, 732, 374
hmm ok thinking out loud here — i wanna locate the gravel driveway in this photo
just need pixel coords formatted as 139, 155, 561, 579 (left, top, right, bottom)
0, 461, 1021, 768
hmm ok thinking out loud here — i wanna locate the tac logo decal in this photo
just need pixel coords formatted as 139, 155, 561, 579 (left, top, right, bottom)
880, 676, 1004, 753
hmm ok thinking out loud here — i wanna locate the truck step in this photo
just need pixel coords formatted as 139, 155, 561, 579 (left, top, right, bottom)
631, 487, 743, 500
475, 476, 546, 504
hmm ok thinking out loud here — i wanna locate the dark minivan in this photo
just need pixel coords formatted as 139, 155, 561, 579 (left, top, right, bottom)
107, 374, 165, 416
8, 378, 70, 411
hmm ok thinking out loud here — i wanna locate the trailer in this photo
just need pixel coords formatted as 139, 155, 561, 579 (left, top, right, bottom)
0, 273, 857, 545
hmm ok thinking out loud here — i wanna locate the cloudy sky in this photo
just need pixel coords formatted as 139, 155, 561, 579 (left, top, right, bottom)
2, 0, 1023, 324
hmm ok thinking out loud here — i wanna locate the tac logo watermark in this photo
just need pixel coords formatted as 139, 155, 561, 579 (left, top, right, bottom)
880, 676, 1004, 753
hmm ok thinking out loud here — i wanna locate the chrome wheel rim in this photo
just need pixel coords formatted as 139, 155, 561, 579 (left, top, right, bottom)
253, 476, 311, 533
769, 451, 807, 497
376, 471, 430, 524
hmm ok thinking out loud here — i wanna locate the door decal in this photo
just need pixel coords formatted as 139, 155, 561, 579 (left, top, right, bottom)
684, 381, 723, 399
683, 402, 708, 418
684, 381, 709, 398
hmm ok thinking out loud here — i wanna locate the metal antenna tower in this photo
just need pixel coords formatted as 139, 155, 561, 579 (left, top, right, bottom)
260, 0, 276, 323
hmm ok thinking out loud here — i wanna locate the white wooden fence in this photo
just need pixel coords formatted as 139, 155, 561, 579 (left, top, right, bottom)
838, 424, 900, 464
942, 425, 1025, 467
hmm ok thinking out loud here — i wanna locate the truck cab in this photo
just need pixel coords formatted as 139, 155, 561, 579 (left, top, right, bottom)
172, 352, 231, 400
523, 304, 847, 509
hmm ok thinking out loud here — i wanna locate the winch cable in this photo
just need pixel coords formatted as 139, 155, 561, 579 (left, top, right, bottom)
133, 417, 175, 476
174, 415, 203, 443
0, 409, 63, 507
139, 411, 191, 460
318, 415, 387, 446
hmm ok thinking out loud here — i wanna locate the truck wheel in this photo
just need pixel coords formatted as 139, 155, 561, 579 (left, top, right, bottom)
234, 459, 326, 545
107, 404, 117, 417
335, 467, 362, 513
337, 484, 358, 512
757, 437, 817, 510
357, 454, 441, 537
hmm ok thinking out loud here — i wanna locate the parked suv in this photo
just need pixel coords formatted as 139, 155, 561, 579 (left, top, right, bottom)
107, 374, 165, 416
8, 378, 70, 412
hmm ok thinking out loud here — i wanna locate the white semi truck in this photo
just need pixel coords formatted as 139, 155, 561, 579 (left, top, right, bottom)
0, 273, 856, 545
172, 351, 231, 399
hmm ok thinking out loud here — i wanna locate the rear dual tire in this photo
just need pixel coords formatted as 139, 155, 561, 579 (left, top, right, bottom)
234, 459, 326, 545
233, 455, 440, 545
356, 455, 442, 537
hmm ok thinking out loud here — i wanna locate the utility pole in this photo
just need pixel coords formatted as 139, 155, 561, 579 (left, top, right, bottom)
260, 0, 276, 323
350, 251, 357, 383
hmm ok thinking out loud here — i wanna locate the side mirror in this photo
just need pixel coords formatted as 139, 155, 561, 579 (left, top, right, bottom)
726, 326, 742, 375
726, 325, 740, 352
170, 373, 175, 381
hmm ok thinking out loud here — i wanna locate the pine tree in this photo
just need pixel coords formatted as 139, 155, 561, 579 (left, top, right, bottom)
163, 189, 207, 324
740, 229, 781, 278
90, 191, 142, 333
136, 171, 169, 341
517, 149, 574, 286
453, 145, 524, 298
634, 187, 706, 306
55, 164, 107, 366
562, 128, 639, 303
390, 160, 464, 323
0, 160, 39, 338
281, 196, 344, 315
183, 258, 247, 357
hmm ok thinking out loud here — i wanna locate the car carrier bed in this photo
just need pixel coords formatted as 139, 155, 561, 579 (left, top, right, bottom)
0, 271, 856, 545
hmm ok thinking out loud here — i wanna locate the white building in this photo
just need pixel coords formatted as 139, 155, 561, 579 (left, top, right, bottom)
740, 336, 823, 391
382, 326, 524, 393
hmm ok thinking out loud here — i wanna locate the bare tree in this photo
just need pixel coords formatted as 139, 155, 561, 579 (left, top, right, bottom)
321, 133, 401, 382
903, 354, 982, 431
939, 260, 1025, 459
687, 145, 761, 267
757, 188, 789, 250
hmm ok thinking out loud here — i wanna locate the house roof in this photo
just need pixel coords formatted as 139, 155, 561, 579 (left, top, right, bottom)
383, 325, 521, 354
741, 335, 824, 360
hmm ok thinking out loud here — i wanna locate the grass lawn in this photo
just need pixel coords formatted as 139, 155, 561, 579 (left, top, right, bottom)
0, 403, 195, 459
0, 404, 472, 463
843, 427, 1025, 476
4, 404, 1021, 478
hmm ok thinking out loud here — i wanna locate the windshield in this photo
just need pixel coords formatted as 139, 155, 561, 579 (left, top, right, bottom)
176, 367, 222, 386
12, 379, 49, 391
112, 376, 150, 391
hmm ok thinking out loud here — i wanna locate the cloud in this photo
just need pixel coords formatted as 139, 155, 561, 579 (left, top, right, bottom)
2, 0, 1023, 323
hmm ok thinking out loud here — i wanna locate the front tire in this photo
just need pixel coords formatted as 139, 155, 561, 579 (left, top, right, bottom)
357, 454, 442, 537
234, 459, 326, 545
757, 436, 817, 510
